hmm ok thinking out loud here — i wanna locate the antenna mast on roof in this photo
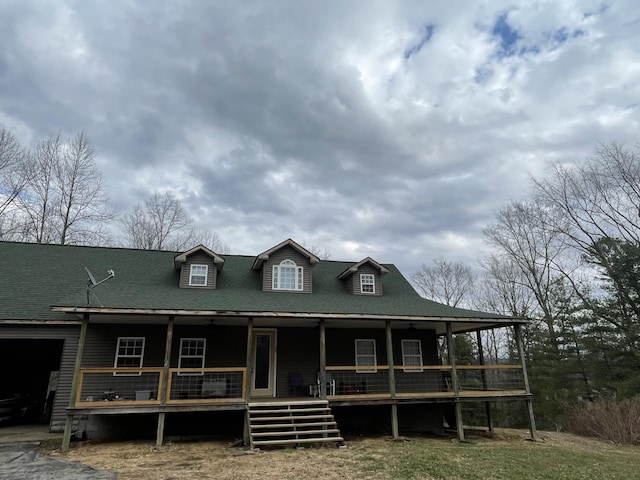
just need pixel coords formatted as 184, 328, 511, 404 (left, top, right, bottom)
85, 267, 115, 306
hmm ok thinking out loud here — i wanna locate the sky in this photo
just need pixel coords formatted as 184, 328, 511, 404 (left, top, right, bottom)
1, 1, 639, 277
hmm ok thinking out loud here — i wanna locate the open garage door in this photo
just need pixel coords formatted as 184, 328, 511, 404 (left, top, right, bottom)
0, 339, 64, 425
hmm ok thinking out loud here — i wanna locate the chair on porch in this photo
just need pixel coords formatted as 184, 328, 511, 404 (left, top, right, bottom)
289, 372, 306, 396
316, 372, 336, 397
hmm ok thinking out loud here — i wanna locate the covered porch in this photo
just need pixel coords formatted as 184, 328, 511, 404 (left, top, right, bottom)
58, 309, 536, 450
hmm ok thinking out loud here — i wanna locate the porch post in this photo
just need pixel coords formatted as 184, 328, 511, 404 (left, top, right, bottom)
156, 316, 174, 448
514, 323, 538, 441
476, 330, 494, 433
319, 319, 327, 400
62, 314, 89, 452
446, 322, 464, 441
385, 321, 399, 439
243, 317, 254, 446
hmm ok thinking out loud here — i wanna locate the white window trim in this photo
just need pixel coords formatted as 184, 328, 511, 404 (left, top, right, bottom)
355, 339, 377, 373
178, 338, 206, 375
189, 264, 208, 286
113, 337, 145, 376
360, 274, 375, 294
401, 339, 424, 372
272, 259, 304, 291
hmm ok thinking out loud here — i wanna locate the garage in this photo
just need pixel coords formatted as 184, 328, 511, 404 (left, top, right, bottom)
0, 339, 64, 425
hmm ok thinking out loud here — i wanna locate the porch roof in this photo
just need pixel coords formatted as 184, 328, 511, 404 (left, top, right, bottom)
0, 241, 524, 326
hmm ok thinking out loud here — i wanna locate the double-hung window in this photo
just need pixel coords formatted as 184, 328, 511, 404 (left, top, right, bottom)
360, 274, 375, 294
178, 338, 206, 375
355, 339, 377, 373
272, 259, 303, 291
189, 264, 208, 286
401, 339, 423, 372
114, 337, 145, 375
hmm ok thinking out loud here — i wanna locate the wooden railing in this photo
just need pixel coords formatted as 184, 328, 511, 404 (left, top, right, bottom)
75, 367, 246, 407
325, 365, 526, 398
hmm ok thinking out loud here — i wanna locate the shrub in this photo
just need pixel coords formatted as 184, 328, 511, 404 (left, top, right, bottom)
563, 397, 640, 445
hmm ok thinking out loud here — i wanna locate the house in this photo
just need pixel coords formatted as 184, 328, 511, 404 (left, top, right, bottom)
0, 239, 537, 449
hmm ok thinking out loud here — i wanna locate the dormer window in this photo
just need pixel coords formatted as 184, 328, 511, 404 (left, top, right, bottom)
360, 274, 375, 294
189, 264, 208, 286
273, 259, 303, 291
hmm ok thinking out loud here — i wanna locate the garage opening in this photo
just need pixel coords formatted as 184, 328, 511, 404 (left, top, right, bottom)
0, 339, 64, 425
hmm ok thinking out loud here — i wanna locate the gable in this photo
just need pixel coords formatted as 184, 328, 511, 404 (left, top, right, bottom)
262, 245, 313, 293
347, 263, 383, 296
178, 251, 218, 289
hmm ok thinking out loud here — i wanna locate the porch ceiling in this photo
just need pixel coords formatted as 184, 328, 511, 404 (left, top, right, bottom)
57, 309, 521, 334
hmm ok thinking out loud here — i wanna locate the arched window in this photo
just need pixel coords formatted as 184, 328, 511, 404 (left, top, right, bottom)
272, 259, 303, 291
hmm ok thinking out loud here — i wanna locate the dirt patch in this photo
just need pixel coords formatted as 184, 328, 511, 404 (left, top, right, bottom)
41, 430, 628, 480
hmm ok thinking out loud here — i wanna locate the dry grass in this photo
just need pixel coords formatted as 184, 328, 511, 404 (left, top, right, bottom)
563, 398, 640, 445
43, 429, 640, 480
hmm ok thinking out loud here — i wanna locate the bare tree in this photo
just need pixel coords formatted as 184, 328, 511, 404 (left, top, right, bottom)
0, 127, 30, 220
411, 257, 475, 307
13, 132, 113, 245
121, 192, 228, 252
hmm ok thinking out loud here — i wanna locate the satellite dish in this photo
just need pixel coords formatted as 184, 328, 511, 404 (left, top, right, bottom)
85, 267, 97, 286
84, 267, 116, 306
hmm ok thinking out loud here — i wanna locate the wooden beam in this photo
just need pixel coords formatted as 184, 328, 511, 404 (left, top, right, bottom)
446, 322, 464, 441
476, 330, 494, 433
385, 321, 398, 439
244, 317, 254, 446
62, 314, 89, 452
514, 324, 538, 441
156, 316, 174, 448
319, 319, 327, 400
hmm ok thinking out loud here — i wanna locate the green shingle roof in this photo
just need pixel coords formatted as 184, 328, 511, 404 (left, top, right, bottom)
0, 241, 514, 323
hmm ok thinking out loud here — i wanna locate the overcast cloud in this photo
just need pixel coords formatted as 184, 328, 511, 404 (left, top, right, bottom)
1, 0, 639, 276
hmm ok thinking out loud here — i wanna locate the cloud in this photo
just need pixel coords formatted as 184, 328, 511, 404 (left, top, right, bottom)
0, 0, 638, 277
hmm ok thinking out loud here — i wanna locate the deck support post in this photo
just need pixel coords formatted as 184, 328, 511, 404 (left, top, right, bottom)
62, 314, 89, 452
319, 319, 327, 400
155, 316, 174, 448
476, 330, 494, 433
385, 321, 399, 439
514, 323, 538, 441
244, 317, 254, 446
446, 322, 464, 441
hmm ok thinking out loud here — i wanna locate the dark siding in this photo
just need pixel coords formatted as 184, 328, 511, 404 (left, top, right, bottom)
179, 252, 218, 289
274, 327, 320, 397
326, 327, 438, 366
172, 325, 247, 367
262, 245, 312, 293
350, 264, 383, 296
0, 325, 79, 433
82, 324, 167, 368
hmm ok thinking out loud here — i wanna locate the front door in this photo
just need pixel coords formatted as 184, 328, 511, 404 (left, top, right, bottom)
251, 329, 277, 397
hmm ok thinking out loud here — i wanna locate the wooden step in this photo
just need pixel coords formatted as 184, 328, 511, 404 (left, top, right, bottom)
252, 429, 341, 438
252, 436, 344, 447
251, 421, 337, 430
249, 407, 330, 415
248, 400, 328, 408
249, 414, 334, 422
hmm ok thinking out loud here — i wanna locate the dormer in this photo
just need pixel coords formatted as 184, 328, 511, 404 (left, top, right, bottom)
252, 239, 319, 293
174, 245, 225, 289
337, 257, 389, 296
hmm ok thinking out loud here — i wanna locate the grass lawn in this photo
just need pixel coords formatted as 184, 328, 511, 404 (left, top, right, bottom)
47, 429, 640, 480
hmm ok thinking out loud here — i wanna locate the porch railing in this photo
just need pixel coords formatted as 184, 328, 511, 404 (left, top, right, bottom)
326, 365, 525, 398
75, 368, 164, 406
166, 367, 246, 403
74, 367, 246, 407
